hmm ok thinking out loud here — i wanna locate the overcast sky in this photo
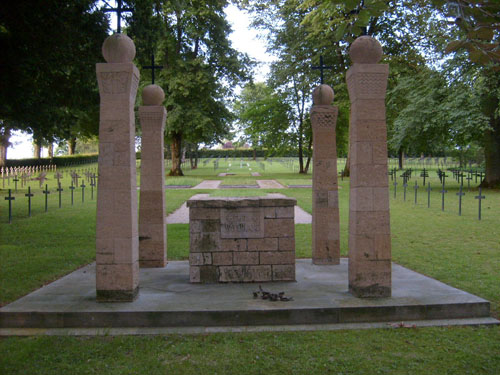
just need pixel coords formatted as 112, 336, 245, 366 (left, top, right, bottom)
8, 3, 270, 159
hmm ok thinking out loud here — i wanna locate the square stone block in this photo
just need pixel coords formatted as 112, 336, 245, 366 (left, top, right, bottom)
189, 208, 220, 220
260, 251, 295, 265
247, 238, 278, 251
190, 232, 220, 252
278, 237, 295, 251
349, 211, 390, 236
272, 264, 295, 281
233, 252, 259, 265
220, 239, 247, 252
218, 265, 272, 283
212, 252, 233, 266
96, 262, 139, 291
189, 253, 212, 266
264, 218, 294, 238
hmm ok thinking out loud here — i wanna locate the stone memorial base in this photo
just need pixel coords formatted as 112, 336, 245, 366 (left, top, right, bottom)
1, 259, 497, 335
187, 195, 296, 283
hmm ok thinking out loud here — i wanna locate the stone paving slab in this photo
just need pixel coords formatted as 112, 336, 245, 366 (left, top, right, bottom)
192, 180, 221, 189
256, 180, 285, 189
1, 259, 495, 332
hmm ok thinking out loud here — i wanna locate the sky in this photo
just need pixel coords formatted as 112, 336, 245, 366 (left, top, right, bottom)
7, 3, 271, 160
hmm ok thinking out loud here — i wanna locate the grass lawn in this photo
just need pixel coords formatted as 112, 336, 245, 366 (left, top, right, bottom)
1, 159, 499, 374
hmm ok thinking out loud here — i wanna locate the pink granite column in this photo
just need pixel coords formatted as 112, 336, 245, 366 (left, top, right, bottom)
347, 36, 391, 298
311, 84, 340, 265
139, 85, 167, 268
95, 34, 140, 302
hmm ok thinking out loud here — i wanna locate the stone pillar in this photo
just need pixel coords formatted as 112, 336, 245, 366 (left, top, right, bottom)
311, 84, 340, 265
139, 85, 167, 268
95, 34, 140, 302
346, 36, 391, 298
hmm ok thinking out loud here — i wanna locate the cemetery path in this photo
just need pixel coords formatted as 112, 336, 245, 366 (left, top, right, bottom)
256, 180, 285, 189
166, 196, 312, 224
166, 194, 209, 224
192, 180, 221, 189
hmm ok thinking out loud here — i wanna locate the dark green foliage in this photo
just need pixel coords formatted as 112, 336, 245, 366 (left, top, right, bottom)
5, 154, 98, 168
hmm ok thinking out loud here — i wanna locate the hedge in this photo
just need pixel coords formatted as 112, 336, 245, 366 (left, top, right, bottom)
5, 154, 98, 168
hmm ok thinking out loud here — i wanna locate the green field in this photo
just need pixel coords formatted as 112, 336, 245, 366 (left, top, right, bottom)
1, 158, 499, 374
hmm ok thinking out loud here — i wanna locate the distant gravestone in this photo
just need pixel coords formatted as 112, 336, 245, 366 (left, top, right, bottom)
138, 84, 167, 268
347, 36, 391, 298
310, 84, 340, 265
95, 33, 140, 302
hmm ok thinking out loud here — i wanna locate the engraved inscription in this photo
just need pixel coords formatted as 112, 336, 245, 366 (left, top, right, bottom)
221, 208, 264, 238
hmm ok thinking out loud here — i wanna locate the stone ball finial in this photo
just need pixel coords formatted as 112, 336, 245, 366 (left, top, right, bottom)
142, 84, 165, 106
102, 34, 136, 63
349, 35, 383, 64
312, 84, 334, 105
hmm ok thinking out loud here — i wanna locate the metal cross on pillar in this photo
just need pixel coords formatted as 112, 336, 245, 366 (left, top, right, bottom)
103, 0, 132, 34
143, 54, 163, 84
311, 56, 333, 84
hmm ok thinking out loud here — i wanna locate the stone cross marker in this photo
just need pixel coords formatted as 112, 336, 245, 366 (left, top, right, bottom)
346, 36, 391, 298
138, 84, 167, 268
310, 84, 340, 265
95, 33, 140, 302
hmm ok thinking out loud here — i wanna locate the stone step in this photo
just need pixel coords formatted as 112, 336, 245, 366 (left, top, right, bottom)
1, 260, 496, 331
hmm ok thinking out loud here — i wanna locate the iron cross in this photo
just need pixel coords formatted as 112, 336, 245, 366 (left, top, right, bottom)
311, 56, 333, 84
143, 54, 163, 84
103, 0, 132, 34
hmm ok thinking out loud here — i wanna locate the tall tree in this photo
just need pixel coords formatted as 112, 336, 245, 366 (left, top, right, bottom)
431, 0, 500, 186
234, 82, 292, 157
0, 1, 108, 161
128, 0, 251, 175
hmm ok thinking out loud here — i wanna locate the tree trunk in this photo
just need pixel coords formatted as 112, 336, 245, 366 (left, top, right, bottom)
343, 109, 352, 177
68, 137, 76, 155
298, 119, 305, 174
0, 126, 11, 167
398, 149, 404, 169
169, 132, 184, 176
252, 148, 256, 160
47, 143, 54, 158
303, 136, 312, 174
482, 116, 500, 188
33, 140, 42, 159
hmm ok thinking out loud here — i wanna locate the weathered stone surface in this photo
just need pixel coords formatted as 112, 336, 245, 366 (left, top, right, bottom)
272, 264, 296, 281
96, 42, 140, 302
188, 196, 296, 283
220, 208, 264, 239
264, 218, 294, 238
311, 94, 340, 265
233, 252, 259, 265
347, 35, 391, 298
247, 238, 278, 251
218, 265, 272, 282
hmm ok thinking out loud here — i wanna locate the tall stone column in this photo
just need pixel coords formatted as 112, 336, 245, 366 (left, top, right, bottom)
311, 84, 340, 265
139, 85, 167, 268
95, 34, 140, 302
346, 36, 391, 298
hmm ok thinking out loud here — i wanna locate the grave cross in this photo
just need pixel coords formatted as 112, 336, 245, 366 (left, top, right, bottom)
57, 183, 64, 208
143, 53, 163, 84
13, 176, 19, 192
25, 186, 34, 217
456, 184, 465, 216
5, 189, 15, 223
81, 182, 86, 203
475, 187, 485, 220
103, 0, 132, 34
414, 181, 419, 204
403, 182, 408, 202
69, 182, 76, 206
311, 55, 333, 84
90, 175, 96, 200
43, 184, 50, 212
393, 181, 397, 199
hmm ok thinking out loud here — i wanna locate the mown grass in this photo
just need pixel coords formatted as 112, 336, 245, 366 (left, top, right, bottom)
1, 328, 499, 375
1, 159, 499, 374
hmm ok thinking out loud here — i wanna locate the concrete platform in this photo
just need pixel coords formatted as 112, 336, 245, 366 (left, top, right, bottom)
1, 259, 497, 334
